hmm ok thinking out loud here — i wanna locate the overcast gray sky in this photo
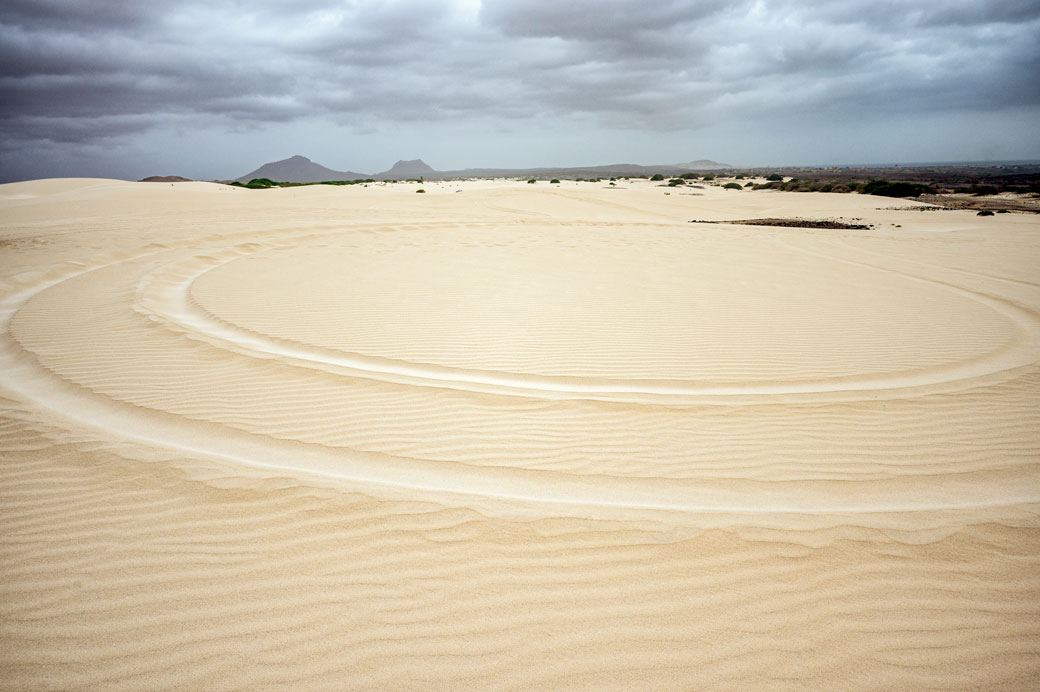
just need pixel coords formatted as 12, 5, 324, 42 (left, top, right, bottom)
2, 0, 1038, 181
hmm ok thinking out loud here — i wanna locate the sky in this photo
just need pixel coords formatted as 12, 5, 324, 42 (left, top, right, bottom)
1, 0, 1039, 182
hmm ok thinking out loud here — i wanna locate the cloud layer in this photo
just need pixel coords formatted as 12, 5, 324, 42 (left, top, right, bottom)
2, 0, 1038, 180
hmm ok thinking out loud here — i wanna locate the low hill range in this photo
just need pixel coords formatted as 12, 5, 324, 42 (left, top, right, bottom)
234, 155, 733, 183
139, 175, 193, 182
674, 160, 733, 170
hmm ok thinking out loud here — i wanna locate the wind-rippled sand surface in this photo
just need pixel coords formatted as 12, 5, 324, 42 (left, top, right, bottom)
2, 178, 1038, 690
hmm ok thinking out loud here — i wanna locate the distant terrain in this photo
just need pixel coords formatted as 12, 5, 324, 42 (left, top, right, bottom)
233, 155, 734, 183
228, 156, 1040, 212
139, 175, 192, 183
235, 155, 367, 183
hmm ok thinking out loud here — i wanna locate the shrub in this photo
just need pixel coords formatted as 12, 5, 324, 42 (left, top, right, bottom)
735, 174, 745, 179
819, 183, 833, 192
783, 179, 821, 192
245, 177, 277, 189
668, 178, 685, 186
863, 180, 931, 198
702, 174, 715, 181
766, 173, 783, 181
723, 182, 742, 190
650, 173, 665, 181
550, 179, 560, 184
681, 173, 699, 179
977, 210, 994, 216
416, 189, 425, 193
970, 185, 999, 196
744, 181, 754, 188
527, 179, 537, 184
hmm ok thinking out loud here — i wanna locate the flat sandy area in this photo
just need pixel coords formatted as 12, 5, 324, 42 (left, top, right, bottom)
1, 177, 1038, 690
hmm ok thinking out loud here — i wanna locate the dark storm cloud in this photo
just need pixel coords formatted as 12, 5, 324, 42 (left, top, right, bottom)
1, 0, 1038, 178
479, 0, 1040, 128
479, 0, 731, 41
815, 0, 1040, 28
1, 1, 476, 140
1, 0, 156, 31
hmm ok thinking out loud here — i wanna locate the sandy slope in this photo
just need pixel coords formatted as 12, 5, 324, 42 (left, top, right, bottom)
1, 177, 1038, 690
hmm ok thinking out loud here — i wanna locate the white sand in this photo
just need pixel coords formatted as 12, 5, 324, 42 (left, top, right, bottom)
1, 177, 1038, 690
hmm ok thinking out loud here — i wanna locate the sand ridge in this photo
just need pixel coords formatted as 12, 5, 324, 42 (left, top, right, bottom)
1, 177, 1038, 689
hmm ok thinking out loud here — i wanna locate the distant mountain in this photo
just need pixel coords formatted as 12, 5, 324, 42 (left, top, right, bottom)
376, 159, 436, 179
234, 155, 367, 183
673, 159, 733, 170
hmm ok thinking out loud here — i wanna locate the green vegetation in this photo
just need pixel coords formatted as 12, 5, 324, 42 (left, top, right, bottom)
766, 173, 783, 181
668, 178, 685, 187
416, 189, 426, 193
229, 178, 374, 188
242, 177, 277, 189
702, 174, 715, 181
969, 185, 999, 196
527, 179, 537, 184
977, 210, 995, 216
747, 177, 932, 196
320, 179, 374, 186
550, 178, 560, 184
778, 178, 820, 192
723, 182, 743, 190
650, 173, 665, 181
861, 180, 932, 198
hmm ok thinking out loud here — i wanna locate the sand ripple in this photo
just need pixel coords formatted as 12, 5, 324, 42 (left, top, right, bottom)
1, 178, 1038, 689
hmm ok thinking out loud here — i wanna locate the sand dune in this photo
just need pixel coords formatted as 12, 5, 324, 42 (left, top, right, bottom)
2, 177, 1038, 690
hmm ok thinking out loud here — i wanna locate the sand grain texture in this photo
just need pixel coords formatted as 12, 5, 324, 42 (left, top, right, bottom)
1, 178, 1038, 690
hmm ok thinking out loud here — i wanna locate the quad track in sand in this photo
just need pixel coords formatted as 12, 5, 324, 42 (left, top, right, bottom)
2, 179, 1039, 690
3, 211, 1038, 525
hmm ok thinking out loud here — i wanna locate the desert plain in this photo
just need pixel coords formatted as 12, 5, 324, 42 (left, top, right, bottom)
1, 176, 1038, 690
